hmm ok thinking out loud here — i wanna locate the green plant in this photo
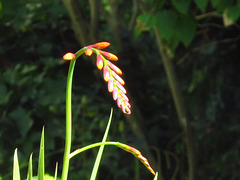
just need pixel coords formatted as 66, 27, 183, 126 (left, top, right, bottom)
12, 42, 157, 180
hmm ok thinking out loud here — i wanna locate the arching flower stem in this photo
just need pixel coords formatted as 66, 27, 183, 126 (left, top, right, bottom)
61, 47, 87, 180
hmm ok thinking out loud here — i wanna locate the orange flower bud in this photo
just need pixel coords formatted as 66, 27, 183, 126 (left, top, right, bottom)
120, 91, 129, 102
108, 77, 114, 92
96, 55, 104, 70
123, 105, 131, 114
112, 71, 125, 85
88, 42, 110, 49
103, 66, 110, 82
116, 81, 127, 94
85, 48, 93, 56
63, 52, 76, 61
112, 87, 118, 100
99, 50, 118, 61
117, 96, 122, 108
97, 42, 110, 49
123, 99, 131, 108
106, 60, 122, 75
138, 154, 156, 175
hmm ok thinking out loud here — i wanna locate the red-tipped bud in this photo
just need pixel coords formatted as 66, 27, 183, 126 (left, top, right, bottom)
99, 50, 118, 61
88, 42, 110, 49
123, 105, 131, 114
138, 154, 156, 175
120, 91, 129, 102
123, 99, 131, 108
116, 81, 127, 94
97, 42, 110, 49
112, 87, 118, 100
96, 55, 104, 70
112, 71, 125, 85
63, 53, 76, 61
103, 66, 110, 82
85, 48, 93, 56
117, 96, 122, 108
107, 60, 122, 75
108, 77, 114, 92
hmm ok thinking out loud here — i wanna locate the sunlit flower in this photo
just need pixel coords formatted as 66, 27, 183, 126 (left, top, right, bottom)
63, 52, 76, 61
83, 42, 131, 114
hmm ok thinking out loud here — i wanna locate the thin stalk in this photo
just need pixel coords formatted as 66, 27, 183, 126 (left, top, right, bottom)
61, 47, 87, 180
69, 142, 119, 159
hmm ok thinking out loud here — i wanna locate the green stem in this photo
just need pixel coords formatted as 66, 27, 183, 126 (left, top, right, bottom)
69, 142, 119, 159
61, 47, 87, 180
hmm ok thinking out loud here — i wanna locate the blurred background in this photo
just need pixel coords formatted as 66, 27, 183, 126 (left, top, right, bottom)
1, 0, 240, 179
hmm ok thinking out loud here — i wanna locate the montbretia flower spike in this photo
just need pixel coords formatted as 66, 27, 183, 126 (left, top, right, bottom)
62, 42, 131, 114
117, 143, 156, 175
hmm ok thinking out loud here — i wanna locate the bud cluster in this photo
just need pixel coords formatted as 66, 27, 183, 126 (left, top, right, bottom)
63, 42, 131, 114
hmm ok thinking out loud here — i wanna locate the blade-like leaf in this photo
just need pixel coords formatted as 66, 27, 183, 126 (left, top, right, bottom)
90, 108, 113, 180
13, 149, 21, 180
153, 172, 158, 180
37, 127, 45, 180
54, 162, 58, 180
27, 153, 33, 180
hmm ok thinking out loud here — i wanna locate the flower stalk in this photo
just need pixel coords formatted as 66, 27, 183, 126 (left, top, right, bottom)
69, 141, 156, 176
61, 42, 132, 180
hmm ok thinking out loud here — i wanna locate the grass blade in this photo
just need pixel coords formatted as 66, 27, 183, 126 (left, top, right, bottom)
153, 172, 158, 180
54, 162, 58, 180
27, 153, 33, 180
37, 127, 45, 180
13, 149, 21, 180
90, 108, 113, 180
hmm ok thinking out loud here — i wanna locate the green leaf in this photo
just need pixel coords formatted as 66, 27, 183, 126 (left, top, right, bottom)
176, 15, 197, 46
211, 0, 234, 12
9, 107, 33, 137
27, 153, 33, 180
0, 83, 12, 105
224, 6, 240, 25
194, 0, 208, 12
54, 162, 58, 180
156, 10, 178, 40
37, 127, 45, 180
13, 149, 21, 180
172, 0, 191, 14
90, 108, 113, 180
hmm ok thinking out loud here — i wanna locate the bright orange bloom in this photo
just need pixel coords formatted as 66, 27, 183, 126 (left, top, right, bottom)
96, 55, 104, 70
99, 50, 118, 61
103, 66, 110, 82
85, 48, 93, 56
63, 52, 76, 61
88, 42, 110, 49
107, 60, 122, 75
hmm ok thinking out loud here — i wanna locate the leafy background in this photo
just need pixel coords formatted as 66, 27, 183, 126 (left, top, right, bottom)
1, 0, 240, 179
